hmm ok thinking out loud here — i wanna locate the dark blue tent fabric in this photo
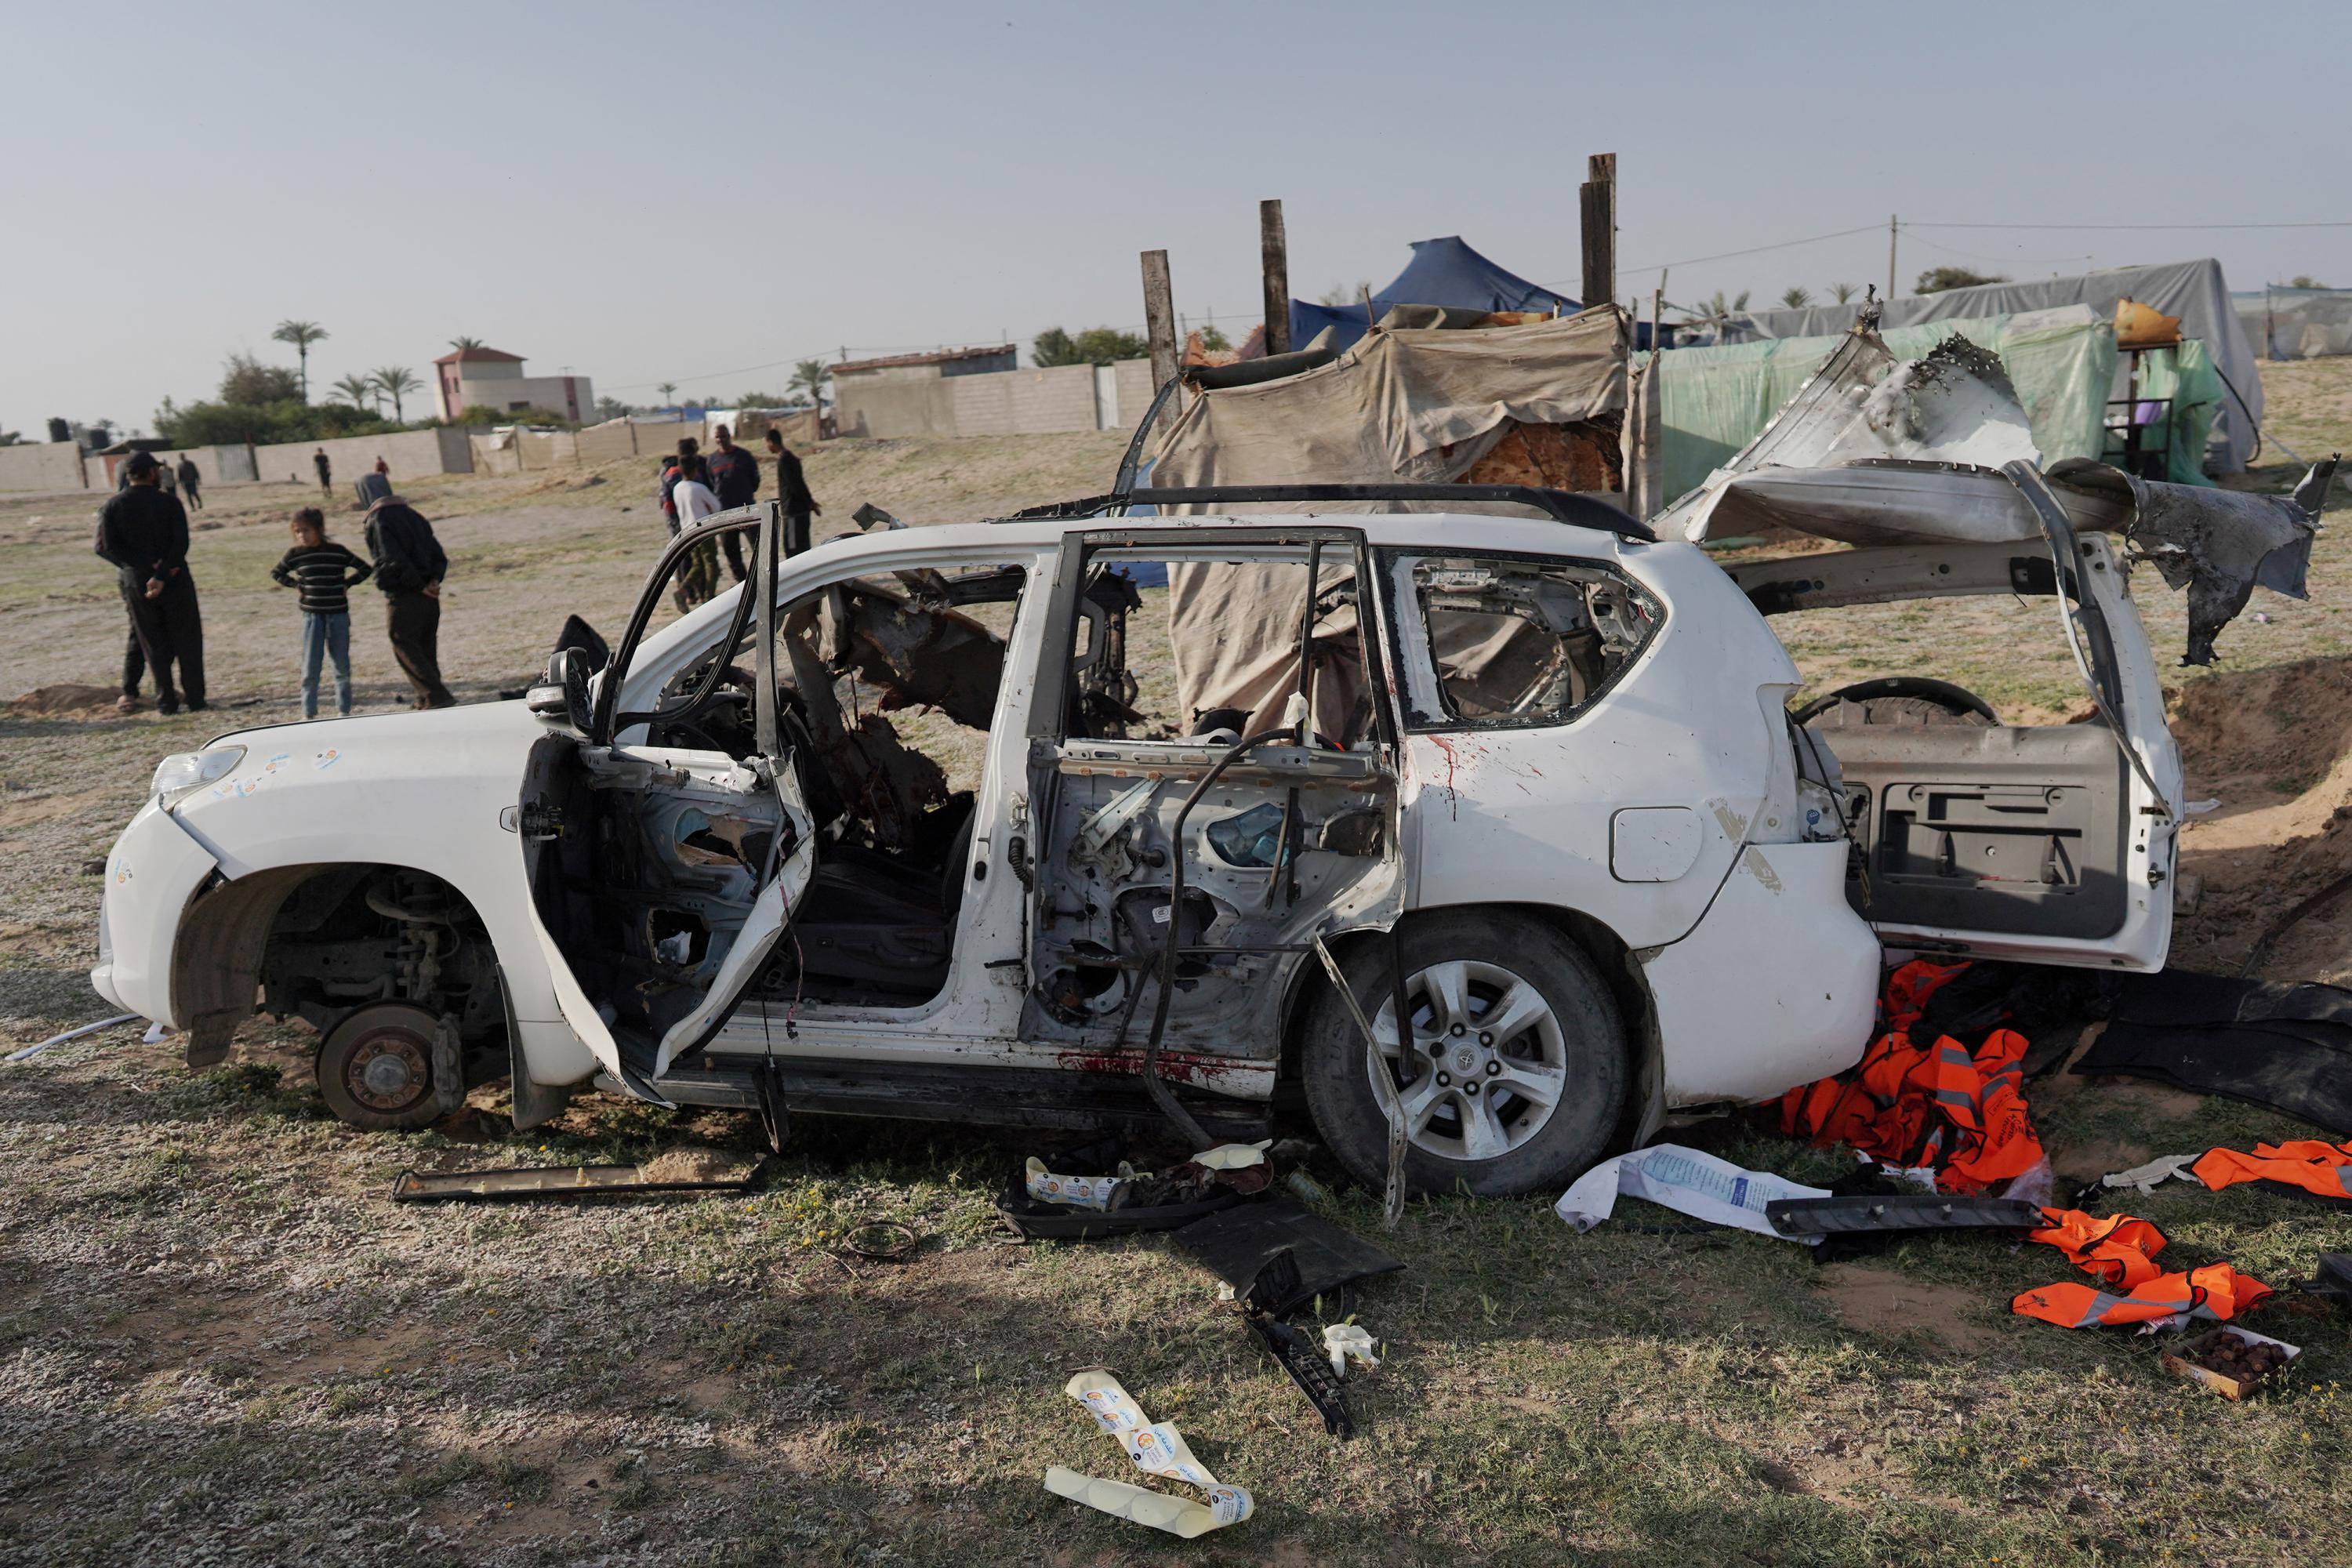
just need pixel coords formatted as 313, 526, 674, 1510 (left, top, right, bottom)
1288, 236, 1575, 354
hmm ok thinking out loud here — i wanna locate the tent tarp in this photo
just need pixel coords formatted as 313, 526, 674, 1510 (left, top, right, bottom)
1290, 236, 1574, 357
1150, 304, 1628, 732
1153, 305, 1628, 495
1656, 307, 2120, 504
2234, 286, 2352, 360
1722, 260, 2259, 472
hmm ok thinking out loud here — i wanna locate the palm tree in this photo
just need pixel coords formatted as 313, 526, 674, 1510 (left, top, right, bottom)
789, 359, 829, 408
372, 367, 421, 423
270, 320, 328, 401
1829, 281, 1860, 303
329, 373, 378, 411
448, 336, 486, 353
1779, 286, 1813, 309
656, 381, 678, 406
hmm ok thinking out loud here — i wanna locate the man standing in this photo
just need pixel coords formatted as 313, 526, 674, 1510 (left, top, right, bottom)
314, 447, 332, 494
765, 426, 822, 557
176, 455, 203, 510
702, 425, 760, 582
362, 490, 456, 710
94, 452, 205, 714
669, 456, 724, 612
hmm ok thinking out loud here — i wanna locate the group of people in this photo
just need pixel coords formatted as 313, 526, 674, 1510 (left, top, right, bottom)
95, 451, 456, 720
656, 424, 818, 609
94, 423, 814, 723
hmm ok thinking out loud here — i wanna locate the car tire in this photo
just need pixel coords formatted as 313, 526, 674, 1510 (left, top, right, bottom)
1300, 910, 1627, 1199
317, 1002, 448, 1132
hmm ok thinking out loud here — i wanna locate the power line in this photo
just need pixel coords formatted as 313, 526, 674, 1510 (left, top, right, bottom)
1902, 230, 2098, 266
1609, 222, 1882, 274
1909, 220, 2352, 231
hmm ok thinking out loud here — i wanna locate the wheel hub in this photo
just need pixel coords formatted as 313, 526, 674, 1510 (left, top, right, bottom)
347, 1031, 430, 1112
1369, 958, 1571, 1163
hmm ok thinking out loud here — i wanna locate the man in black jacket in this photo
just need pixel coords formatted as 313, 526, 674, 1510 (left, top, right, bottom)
93, 452, 205, 714
362, 492, 456, 709
703, 425, 760, 582
764, 426, 822, 557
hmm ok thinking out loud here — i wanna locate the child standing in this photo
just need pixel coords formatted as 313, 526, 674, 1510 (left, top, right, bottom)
270, 508, 372, 718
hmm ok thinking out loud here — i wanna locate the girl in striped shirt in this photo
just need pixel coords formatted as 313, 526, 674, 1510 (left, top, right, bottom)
270, 508, 372, 718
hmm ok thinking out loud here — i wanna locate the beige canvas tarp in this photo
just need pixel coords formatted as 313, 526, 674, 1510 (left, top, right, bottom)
1148, 306, 1629, 733
1151, 305, 1628, 492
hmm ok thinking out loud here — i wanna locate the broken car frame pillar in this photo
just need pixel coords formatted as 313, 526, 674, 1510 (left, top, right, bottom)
1260, 200, 1291, 356
1142, 249, 1179, 438
1580, 153, 1617, 311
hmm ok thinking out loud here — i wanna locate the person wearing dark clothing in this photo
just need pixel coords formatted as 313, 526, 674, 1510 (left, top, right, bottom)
176, 456, 202, 510
362, 493, 456, 710
272, 508, 372, 718
94, 452, 205, 713
314, 448, 332, 493
703, 426, 760, 582
765, 426, 822, 557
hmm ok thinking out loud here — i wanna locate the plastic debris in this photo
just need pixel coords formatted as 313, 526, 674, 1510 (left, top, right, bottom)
5, 1014, 141, 1063
1044, 1370, 1252, 1538
1555, 1143, 1831, 1242
1323, 1323, 1379, 1378
2100, 1153, 2200, 1195
1024, 1156, 1132, 1211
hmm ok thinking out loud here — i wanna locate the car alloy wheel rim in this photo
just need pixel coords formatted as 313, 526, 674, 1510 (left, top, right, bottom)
347, 1030, 430, 1112
1367, 959, 1570, 1163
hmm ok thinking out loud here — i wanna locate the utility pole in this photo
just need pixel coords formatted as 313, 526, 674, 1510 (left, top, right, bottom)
1580, 153, 1617, 309
1142, 249, 1178, 428
1886, 215, 1899, 302
1260, 199, 1291, 354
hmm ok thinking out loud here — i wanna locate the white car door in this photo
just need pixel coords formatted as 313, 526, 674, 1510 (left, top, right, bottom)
514, 504, 815, 1092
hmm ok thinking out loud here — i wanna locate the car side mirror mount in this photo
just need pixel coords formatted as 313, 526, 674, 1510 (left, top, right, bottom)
527, 646, 596, 736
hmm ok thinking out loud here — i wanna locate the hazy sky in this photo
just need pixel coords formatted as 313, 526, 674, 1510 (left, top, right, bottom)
4, 0, 2344, 436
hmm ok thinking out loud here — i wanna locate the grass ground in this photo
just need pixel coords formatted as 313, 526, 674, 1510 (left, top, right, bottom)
4, 378, 2352, 1565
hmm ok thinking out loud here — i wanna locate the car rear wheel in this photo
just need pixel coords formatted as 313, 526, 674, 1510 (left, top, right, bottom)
1300, 910, 1627, 1198
317, 1002, 448, 1131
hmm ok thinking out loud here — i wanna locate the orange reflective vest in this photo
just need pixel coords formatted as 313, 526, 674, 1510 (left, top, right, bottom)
1777, 960, 2046, 1195
2191, 1140, 2352, 1202
2028, 1207, 2168, 1288
2013, 1262, 2271, 1329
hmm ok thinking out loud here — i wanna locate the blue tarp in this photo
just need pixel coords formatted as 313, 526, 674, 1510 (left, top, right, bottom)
1289, 236, 1575, 354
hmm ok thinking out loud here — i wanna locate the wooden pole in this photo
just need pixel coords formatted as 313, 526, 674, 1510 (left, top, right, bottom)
1886, 214, 1899, 302
1142, 249, 1178, 420
1579, 152, 1617, 310
1259, 199, 1291, 355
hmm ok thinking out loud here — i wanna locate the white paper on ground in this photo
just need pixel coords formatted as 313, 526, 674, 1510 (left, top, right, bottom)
1046, 1370, 1253, 1537
1555, 1143, 1831, 1243
1189, 1139, 1273, 1171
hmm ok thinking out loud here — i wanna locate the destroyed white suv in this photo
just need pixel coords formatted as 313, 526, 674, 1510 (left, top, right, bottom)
92, 475, 2187, 1197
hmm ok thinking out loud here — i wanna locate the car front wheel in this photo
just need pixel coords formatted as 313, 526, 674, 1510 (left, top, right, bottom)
1300, 911, 1627, 1198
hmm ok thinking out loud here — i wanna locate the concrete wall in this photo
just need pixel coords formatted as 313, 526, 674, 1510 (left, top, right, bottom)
834, 358, 1154, 441
834, 373, 957, 440
250, 426, 473, 487
0, 441, 92, 492
949, 364, 1099, 437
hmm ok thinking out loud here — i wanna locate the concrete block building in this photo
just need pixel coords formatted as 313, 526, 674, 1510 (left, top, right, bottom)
433, 347, 593, 423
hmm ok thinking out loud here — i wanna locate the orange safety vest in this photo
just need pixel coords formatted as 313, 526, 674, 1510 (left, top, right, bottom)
2028, 1207, 2168, 1288
2013, 1262, 2271, 1329
1777, 960, 2046, 1195
2191, 1140, 2352, 1202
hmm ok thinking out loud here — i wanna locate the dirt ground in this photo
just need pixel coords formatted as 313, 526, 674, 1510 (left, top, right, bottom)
5, 396, 2352, 1566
